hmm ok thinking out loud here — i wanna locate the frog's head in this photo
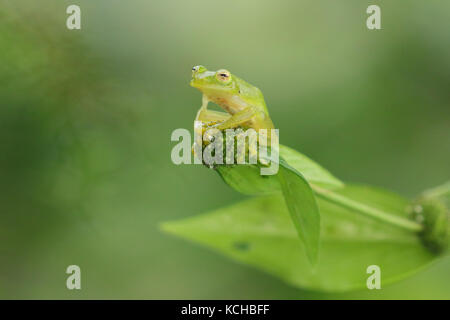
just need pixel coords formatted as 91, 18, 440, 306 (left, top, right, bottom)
190, 65, 238, 98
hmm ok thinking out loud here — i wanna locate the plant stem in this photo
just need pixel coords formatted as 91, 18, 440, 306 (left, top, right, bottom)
422, 181, 450, 199
312, 184, 423, 232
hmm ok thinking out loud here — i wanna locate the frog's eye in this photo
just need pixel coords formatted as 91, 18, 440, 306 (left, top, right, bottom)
216, 69, 231, 83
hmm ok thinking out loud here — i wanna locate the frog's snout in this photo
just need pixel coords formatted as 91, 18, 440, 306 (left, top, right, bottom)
191, 65, 205, 87
192, 65, 203, 73
192, 65, 206, 76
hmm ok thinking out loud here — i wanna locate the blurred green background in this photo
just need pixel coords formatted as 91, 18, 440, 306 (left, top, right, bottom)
0, 0, 449, 299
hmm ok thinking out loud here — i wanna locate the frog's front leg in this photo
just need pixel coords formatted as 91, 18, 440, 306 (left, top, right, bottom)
193, 108, 230, 155
195, 108, 231, 123
214, 107, 257, 130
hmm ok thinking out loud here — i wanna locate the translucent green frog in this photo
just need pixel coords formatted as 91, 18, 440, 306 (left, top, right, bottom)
190, 65, 275, 134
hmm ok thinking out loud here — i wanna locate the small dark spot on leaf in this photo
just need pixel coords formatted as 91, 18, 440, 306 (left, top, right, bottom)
233, 241, 251, 251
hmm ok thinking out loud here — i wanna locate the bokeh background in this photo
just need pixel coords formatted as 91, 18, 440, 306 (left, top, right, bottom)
1, 0, 449, 299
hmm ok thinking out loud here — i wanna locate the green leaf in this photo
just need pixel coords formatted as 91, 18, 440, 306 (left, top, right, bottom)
279, 145, 343, 189
215, 144, 343, 196
278, 160, 320, 265
216, 164, 280, 195
161, 185, 440, 292
218, 150, 322, 263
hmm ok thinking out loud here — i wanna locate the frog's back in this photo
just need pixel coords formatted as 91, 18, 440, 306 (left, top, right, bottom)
233, 76, 274, 130
235, 76, 269, 114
